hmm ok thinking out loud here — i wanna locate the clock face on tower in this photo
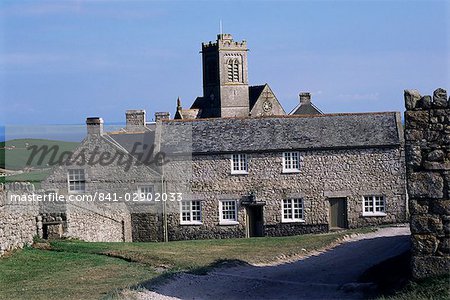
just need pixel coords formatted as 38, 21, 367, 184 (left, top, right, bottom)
263, 100, 272, 112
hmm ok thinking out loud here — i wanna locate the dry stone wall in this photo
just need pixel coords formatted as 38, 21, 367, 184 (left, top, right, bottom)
0, 191, 39, 256
405, 88, 450, 278
64, 202, 129, 242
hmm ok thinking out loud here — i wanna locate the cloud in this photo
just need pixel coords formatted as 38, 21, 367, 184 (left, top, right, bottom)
0, 53, 69, 66
337, 92, 380, 101
0, 50, 179, 73
0, 1, 84, 16
0, 1, 166, 19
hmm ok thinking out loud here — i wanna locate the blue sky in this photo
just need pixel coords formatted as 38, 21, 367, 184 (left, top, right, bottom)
0, 0, 448, 126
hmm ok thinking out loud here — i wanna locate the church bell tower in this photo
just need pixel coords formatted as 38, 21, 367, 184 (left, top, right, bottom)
201, 34, 249, 118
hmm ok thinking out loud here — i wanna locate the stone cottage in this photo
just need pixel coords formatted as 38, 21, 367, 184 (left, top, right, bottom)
40, 33, 408, 242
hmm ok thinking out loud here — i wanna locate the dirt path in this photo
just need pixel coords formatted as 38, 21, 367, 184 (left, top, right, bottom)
132, 226, 410, 300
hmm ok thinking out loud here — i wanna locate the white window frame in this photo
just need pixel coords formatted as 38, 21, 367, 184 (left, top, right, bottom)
137, 185, 154, 201
230, 153, 248, 175
67, 169, 85, 194
219, 200, 238, 225
282, 151, 301, 173
281, 198, 305, 223
180, 200, 202, 225
362, 195, 387, 216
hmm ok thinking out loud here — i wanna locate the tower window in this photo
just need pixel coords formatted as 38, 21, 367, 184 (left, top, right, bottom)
227, 59, 240, 82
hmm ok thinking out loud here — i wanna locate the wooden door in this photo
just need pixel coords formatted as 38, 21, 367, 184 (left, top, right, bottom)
247, 206, 264, 237
329, 198, 348, 229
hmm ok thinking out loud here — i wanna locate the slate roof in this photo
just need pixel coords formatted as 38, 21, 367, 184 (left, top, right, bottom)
175, 108, 202, 120
160, 112, 401, 154
190, 96, 204, 109
291, 102, 323, 115
107, 131, 156, 164
249, 85, 266, 110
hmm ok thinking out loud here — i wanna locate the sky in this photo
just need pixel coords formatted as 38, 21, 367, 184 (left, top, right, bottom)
0, 0, 448, 128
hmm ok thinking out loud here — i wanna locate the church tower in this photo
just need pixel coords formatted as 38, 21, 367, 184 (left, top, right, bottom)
201, 34, 249, 118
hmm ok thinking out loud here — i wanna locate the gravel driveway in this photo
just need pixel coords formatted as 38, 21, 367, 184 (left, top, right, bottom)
132, 226, 410, 300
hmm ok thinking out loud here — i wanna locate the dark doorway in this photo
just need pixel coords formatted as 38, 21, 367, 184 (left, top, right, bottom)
247, 205, 264, 237
329, 198, 348, 229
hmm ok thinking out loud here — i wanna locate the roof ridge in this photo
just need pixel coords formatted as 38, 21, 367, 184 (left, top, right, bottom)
162, 111, 399, 123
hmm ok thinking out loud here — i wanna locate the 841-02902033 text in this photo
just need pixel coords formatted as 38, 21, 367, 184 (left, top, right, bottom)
94, 192, 183, 202
8, 192, 183, 203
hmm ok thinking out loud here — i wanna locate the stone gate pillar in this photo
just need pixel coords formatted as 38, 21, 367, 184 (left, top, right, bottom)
404, 88, 450, 278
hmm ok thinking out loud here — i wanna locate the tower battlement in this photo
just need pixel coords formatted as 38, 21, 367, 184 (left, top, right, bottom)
202, 33, 247, 52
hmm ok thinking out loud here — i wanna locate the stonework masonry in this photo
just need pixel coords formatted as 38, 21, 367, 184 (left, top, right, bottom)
41, 122, 162, 243
38, 111, 407, 243
405, 88, 450, 278
0, 191, 39, 256
162, 147, 407, 240
0, 188, 131, 256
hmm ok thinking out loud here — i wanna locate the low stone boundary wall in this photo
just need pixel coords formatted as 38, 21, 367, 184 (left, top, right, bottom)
65, 202, 131, 242
0, 191, 39, 256
0, 190, 133, 257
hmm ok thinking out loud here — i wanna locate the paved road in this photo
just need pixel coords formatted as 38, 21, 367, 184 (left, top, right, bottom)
144, 226, 410, 300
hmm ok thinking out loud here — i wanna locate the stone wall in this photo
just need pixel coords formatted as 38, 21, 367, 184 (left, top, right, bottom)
131, 212, 163, 242
65, 202, 129, 242
164, 144, 407, 240
0, 191, 39, 256
405, 88, 450, 278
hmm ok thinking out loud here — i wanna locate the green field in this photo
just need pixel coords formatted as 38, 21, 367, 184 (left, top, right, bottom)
1, 138, 79, 171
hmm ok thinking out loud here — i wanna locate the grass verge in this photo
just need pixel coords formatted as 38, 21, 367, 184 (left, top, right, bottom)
379, 275, 450, 300
0, 227, 374, 300
360, 250, 449, 300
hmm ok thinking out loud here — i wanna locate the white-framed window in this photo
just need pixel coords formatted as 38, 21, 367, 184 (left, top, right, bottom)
282, 151, 300, 173
231, 154, 248, 174
282, 198, 304, 222
219, 200, 238, 225
180, 200, 202, 225
68, 169, 85, 193
138, 185, 154, 200
363, 195, 386, 216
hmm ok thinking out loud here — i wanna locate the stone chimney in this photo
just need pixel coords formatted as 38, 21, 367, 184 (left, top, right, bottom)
155, 112, 170, 122
299, 92, 311, 105
126, 110, 146, 130
86, 117, 103, 135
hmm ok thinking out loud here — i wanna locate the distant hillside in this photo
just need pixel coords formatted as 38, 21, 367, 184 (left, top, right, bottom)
0, 138, 79, 170
0, 126, 4, 143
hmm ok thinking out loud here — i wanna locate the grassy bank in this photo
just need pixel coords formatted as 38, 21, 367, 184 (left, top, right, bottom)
380, 275, 450, 300
0, 248, 155, 300
0, 228, 372, 300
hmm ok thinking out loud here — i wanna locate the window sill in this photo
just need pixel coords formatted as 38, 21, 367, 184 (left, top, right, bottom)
282, 169, 300, 174
362, 213, 387, 217
68, 191, 86, 194
281, 219, 305, 223
219, 221, 239, 226
231, 171, 248, 175
180, 222, 203, 226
